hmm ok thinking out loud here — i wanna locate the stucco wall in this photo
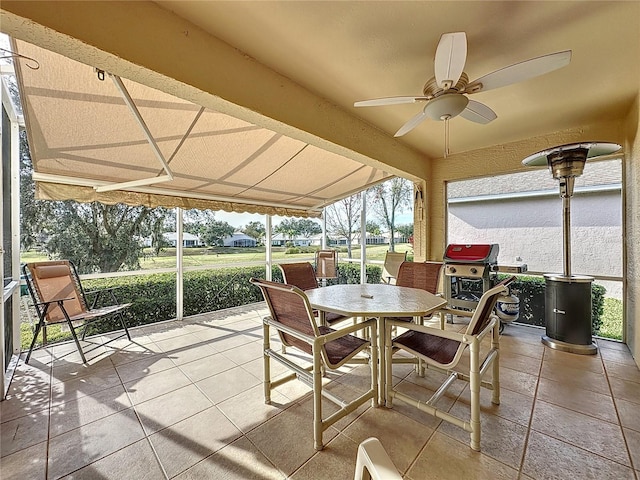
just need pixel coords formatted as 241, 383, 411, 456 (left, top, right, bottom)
625, 94, 639, 367
448, 190, 623, 298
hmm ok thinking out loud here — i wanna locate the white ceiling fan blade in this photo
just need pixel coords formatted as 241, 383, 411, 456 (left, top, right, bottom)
435, 32, 467, 90
354, 96, 429, 107
466, 50, 572, 94
394, 110, 429, 137
460, 100, 497, 124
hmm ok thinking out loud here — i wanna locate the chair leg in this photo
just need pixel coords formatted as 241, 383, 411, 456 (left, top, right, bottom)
491, 324, 501, 406
469, 339, 481, 451
66, 319, 88, 364
118, 312, 132, 341
384, 322, 393, 408
312, 344, 324, 451
263, 323, 272, 404
24, 320, 45, 364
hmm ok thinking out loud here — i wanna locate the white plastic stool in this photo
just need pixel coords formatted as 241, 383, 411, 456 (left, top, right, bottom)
354, 437, 402, 480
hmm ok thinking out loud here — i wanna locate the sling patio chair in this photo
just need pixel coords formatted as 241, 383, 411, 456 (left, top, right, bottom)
278, 262, 350, 327
393, 261, 445, 326
250, 278, 377, 451
315, 249, 338, 281
381, 251, 407, 284
385, 276, 516, 451
23, 260, 131, 364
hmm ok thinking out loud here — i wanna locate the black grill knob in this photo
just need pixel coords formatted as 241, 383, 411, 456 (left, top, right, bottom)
449, 267, 456, 274
471, 267, 477, 274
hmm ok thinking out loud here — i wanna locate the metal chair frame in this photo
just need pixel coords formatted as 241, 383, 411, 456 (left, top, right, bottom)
251, 278, 378, 450
385, 277, 515, 451
23, 260, 131, 364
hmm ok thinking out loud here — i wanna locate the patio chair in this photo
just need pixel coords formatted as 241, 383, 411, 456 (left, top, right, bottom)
23, 260, 131, 364
381, 251, 407, 284
315, 249, 338, 281
394, 261, 444, 324
278, 262, 350, 326
385, 276, 516, 451
354, 437, 402, 480
250, 278, 378, 450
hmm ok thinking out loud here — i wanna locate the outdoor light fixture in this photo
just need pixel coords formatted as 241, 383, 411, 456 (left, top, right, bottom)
522, 141, 621, 354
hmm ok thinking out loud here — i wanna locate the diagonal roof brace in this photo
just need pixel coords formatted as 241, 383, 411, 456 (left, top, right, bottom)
94, 72, 174, 193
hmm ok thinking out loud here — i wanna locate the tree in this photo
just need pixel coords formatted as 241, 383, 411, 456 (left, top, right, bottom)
396, 223, 414, 240
366, 220, 381, 236
274, 218, 321, 240
201, 220, 235, 246
369, 178, 412, 252
20, 132, 171, 273
325, 195, 361, 258
243, 221, 266, 244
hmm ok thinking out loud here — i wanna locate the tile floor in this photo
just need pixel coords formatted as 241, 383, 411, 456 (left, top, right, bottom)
1, 303, 639, 480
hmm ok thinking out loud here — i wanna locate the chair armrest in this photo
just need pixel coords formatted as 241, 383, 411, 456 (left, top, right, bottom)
354, 437, 402, 480
34, 296, 75, 308
319, 317, 376, 344
387, 318, 467, 343
85, 287, 122, 309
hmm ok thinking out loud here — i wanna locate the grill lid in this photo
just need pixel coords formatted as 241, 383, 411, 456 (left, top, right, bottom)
444, 244, 499, 264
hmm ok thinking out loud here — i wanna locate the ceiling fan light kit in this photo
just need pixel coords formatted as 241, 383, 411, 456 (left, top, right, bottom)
423, 93, 469, 121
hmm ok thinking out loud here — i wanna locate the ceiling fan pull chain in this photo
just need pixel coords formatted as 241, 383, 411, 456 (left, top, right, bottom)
444, 115, 450, 158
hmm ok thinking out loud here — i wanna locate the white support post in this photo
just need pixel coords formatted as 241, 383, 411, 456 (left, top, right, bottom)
265, 215, 272, 281
360, 191, 367, 284
176, 208, 184, 321
322, 209, 327, 249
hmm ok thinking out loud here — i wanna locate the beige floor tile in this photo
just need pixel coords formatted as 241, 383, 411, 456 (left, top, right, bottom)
536, 376, 617, 424
455, 383, 534, 428
142, 322, 194, 343
115, 355, 177, 384
600, 345, 637, 366
605, 360, 640, 384
50, 365, 122, 406
522, 430, 635, 479
341, 406, 430, 473
105, 341, 163, 367
389, 379, 453, 429
623, 427, 640, 471
135, 384, 212, 435
494, 366, 538, 397
222, 339, 264, 366
609, 376, 640, 405
0, 441, 47, 480
0, 409, 49, 457
195, 365, 261, 404
205, 332, 257, 353
400, 367, 467, 398
154, 333, 218, 365
406, 431, 519, 480
173, 436, 284, 480
290, 433, 360, 480
177, 351, 237, 382
499, 337, 544, 359
531, 400, 630, 466
124, 367, 192, 405
50, 383, 131, 438
247, 403, 339, 476
0, 364, 51, 423
62, 438, 165, 479
241, 354, 290, 380
539, 360, 609, 395
438, 402, 528, 469
47, 408, 145, 479
216, 383, 290, 433
617, 398, 640, 432
499, 350, 542, 376
542, 347, 604, 374
150, 405, 242, 478
51, 356, 115, 383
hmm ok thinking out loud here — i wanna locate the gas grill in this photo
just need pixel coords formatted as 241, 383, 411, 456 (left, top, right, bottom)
443, 243, 528, 313
444, 244, 500, 311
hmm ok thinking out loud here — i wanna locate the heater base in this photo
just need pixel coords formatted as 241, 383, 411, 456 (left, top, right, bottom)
541, 335, 597, 355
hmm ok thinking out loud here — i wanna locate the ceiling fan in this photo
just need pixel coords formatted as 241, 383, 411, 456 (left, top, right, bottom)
354, 32, 571, 150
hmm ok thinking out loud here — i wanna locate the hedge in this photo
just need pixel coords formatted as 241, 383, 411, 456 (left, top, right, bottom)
81, 263, 381, 336
55, 265, 606, 338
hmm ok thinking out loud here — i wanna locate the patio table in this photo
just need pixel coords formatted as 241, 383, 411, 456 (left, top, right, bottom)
305, 283, 447, 405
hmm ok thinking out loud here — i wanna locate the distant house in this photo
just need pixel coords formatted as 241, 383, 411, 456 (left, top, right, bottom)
271, 233, 320, 247
223, 232, 257, 247
163, 232, 203, 248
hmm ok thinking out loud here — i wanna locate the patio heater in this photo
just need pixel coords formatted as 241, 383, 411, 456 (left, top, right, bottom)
522, 142, 621, 355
